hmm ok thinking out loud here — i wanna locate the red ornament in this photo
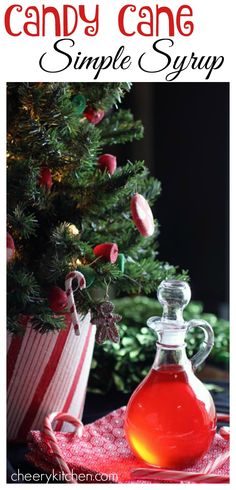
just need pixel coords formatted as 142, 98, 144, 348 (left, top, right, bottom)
7, 232, 15, 262
39, 167, 53, 190
131, 193, 154, 237
48, 287, 68, 313
98, 154, 117, 176
84, 107, 105, 125
93, 243, 119, 264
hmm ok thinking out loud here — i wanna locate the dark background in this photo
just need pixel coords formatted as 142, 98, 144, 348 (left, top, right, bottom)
117, 83, 229, 318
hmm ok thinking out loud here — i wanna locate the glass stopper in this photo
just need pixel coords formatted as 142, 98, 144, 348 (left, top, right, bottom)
158, 280, 191, 322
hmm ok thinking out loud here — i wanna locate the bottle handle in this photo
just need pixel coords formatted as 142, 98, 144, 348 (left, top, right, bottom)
187, 319, 214, 370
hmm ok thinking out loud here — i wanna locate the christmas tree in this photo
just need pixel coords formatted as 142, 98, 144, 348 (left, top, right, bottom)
7, 82, 187, 337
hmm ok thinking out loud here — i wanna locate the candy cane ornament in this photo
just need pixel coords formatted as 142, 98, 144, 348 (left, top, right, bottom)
43, 412, 83, 484
65, 271, 86, 336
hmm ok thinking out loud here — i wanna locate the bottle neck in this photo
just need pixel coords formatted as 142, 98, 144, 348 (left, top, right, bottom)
162, 304, 184, 322
153, 342, 191, 371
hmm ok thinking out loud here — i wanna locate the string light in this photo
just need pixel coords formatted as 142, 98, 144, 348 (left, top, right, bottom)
68, 224, 79, 236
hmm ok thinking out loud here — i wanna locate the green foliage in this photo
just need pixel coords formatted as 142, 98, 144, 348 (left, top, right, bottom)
7, 82, 186, 334
70, 82, 132, 111
8, 204, 38, 238
99, 109, 144, 145
88, 296, 229, 394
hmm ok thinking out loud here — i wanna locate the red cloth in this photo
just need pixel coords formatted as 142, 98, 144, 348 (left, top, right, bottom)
26, 406, 229, 484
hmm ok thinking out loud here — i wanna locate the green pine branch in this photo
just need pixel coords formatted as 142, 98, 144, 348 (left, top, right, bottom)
99, 109, 144, 145
70, 82, 132, 111
7, 82, 188, 334
8, 204, 38, 239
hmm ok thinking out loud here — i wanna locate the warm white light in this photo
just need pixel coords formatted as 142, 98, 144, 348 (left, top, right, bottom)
68, 224, 79, 236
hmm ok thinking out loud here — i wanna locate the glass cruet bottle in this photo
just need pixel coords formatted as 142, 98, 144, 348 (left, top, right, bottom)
124, 280, 217, 469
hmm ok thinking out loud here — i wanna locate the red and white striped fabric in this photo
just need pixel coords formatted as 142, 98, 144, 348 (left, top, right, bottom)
26, 407, 229, 484
7, 313, 96, 441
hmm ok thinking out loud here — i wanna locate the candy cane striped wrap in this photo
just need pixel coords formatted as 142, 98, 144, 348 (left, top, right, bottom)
7, 313, 96, 441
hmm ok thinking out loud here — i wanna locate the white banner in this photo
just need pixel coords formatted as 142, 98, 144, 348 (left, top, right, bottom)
0, 0, 234, 82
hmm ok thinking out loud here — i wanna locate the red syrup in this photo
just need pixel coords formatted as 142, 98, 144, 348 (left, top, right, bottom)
125, 364, 216, 469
